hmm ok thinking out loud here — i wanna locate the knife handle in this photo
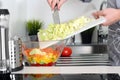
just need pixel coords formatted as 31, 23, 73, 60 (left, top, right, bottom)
54, 0, 60, 10
54, 4, 58, 10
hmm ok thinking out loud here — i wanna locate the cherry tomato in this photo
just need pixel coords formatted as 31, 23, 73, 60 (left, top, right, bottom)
61, 47, 72, 57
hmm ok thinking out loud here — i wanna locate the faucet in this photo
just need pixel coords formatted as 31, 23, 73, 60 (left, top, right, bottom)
100, 0, 107, 10
98, 0, 108, 43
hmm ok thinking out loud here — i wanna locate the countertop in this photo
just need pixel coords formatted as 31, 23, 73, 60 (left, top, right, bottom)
12, 66, 120, 74
11, 53, 120, 80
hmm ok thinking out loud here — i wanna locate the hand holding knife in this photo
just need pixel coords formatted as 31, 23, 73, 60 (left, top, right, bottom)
47, 0, 67, 10
47, 0, 67, 24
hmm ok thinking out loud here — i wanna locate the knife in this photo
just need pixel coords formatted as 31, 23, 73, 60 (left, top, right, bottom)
52, 4, 60, 24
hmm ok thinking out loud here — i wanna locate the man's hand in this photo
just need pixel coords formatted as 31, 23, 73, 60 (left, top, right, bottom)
93, 8, 120, 26
47, 0, 67, 10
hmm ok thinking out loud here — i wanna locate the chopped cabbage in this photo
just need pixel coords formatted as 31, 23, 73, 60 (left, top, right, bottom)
38, 16, 93, 41
30, 48, 46, 55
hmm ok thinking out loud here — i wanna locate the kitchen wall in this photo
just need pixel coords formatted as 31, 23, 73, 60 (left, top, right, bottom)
0, 0, 27, 38
0, 0, 104, 39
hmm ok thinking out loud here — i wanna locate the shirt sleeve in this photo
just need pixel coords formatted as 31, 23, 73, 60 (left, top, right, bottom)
107, 0, 117, 8
116, 0, 120, 8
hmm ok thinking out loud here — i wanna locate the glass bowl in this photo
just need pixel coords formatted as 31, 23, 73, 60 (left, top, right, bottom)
22, 39, 67, 66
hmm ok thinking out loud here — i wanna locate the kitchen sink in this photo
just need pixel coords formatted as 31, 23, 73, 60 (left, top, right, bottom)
69, 43, 108, 55
56, 43, 110, 66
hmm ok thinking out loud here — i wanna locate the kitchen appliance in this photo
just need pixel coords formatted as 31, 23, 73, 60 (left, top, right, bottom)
0, 9, 23, 73
0, 9, 10, 74
0, 8, 12, 80
9, 36, 23, 72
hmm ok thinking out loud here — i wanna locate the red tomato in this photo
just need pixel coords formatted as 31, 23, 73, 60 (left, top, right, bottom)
61, 47, 72, 57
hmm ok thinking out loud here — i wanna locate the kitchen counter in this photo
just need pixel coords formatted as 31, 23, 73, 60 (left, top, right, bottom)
11, 43, 119, 80
10, 74, 108, 80
11, 66, 120, 80
12, 66, 120, 74
11, 50, 120, 80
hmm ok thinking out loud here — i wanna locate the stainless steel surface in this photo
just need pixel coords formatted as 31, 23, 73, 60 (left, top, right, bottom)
69, 43, 107, 54
0, 26, 9, 60
56, 54, 110, 66
56, 44, 110, 66
9, 37, 23, 71
52, 6, 60, 24
0, 9, 10, 60
0, 9, 10, 73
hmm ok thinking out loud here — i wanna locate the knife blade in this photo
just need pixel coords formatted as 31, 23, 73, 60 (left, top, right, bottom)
52, 4, 60, 24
